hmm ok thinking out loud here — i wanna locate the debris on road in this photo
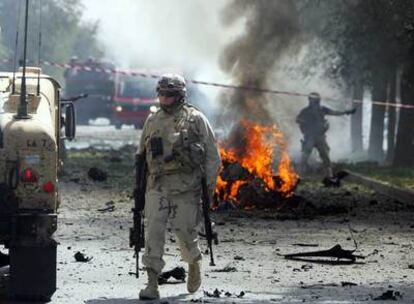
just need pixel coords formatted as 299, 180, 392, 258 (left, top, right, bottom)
372, 290, 402, 301
69, 177, 81, 183
292, 243, 319, 247
204, 288, 221, 298
74, 251, 93, 262
322, 171, 348, 187
88, 167, 108, 181
341, 281, 358, 287
158, 267, 186, 285
97, 201, 115, 212
211, 266, 237, 273
204, 289, 245, 298
283, 244, 365, 263
301, 264, 313, 271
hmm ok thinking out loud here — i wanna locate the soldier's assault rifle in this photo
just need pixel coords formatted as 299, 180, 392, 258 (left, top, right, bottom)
201, 176, 216, 266
129, 152, 146, 278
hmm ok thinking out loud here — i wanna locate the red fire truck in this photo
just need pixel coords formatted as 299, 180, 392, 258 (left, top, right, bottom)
112, 71, 158, 129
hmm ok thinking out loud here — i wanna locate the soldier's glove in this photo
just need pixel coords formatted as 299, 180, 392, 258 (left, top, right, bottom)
345, 108, 357, 115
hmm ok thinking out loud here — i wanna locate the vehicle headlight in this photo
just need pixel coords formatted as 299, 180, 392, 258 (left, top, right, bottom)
150, 105, 157, 113
115, 105, 123, 112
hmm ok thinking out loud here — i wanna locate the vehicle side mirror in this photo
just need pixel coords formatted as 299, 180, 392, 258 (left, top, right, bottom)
65, 103, 76, 141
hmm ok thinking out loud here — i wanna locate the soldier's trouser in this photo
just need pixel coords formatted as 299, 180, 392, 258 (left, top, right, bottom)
301, 136, 332, 176
142, 188, 202, 274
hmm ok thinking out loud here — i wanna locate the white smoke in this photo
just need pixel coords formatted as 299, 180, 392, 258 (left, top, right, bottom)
267, 40, 353, 161
81, 0, 242, 107
81, 1, 358, 162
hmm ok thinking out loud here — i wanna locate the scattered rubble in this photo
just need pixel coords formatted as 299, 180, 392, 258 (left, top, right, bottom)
283, 244, 365, 264
234, 255, 245, 261
373, 290, 402, 301
56, 145, 414, 302
211, 266, 237, 273
292, 243, 319, 247
158, 267, 186, 285
87, 167, 108, 181
203, 289, 245, 298
216, 157, 299, 209
97, 201, 115, 212
204, 288, 221, 298
341, 281, 358, 287
74, 251, 93, 262
322, 171, 349, 187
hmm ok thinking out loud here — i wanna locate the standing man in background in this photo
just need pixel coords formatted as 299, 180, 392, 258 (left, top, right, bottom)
296, 92, 356, 177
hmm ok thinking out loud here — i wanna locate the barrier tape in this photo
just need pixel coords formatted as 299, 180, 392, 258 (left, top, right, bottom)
2, 58, 414, 110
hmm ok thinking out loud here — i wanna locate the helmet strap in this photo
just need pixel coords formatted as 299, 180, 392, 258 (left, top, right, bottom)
160, 97, 185, 113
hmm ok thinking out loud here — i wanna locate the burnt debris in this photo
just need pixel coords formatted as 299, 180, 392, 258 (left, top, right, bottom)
88, 167, 108, 182
373, 290, 402, 301
97, 201, 115, 213
74, 251, 93, 262
158, 267, 186, 285
283, 244, 365, 264
216, 159, 300, 209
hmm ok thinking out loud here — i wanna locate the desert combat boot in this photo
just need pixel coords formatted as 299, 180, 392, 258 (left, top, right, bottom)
187, 256, 202, 293
139, 269, 160, 300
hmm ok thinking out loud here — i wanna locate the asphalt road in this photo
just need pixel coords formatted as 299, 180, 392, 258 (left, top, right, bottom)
8, 126, 414, 303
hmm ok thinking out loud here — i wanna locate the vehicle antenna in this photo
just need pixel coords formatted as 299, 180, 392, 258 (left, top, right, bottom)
15, 0, 31, 119
11, 0, 23, 94
36, 0, 42, 96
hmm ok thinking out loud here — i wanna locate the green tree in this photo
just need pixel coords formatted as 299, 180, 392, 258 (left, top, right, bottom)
299, 0, 414, 165
0, 0, 102, 82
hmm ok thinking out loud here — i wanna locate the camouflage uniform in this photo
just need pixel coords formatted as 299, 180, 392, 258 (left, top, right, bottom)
138, 103, 220, 273
136, 74, 220, 300
296, 92, 355, 177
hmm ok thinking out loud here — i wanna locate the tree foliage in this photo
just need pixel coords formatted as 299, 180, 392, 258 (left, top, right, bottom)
298, 0, 414, 165
298, 0, 414, 87
0, 0, 102, 81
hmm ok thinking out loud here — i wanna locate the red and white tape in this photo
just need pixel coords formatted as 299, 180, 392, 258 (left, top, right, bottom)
2, 58, 414, 110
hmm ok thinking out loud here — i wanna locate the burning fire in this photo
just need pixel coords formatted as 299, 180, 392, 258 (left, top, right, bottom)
216, 120, 298, 205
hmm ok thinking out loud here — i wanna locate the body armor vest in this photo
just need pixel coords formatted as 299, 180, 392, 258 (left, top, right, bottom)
144, 104, 205, 177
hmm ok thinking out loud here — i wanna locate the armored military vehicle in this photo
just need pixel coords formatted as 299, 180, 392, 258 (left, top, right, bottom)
0, 0, 75, 300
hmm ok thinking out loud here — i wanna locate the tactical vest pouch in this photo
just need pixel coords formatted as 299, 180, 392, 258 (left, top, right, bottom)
150, 137, 163, 158
189, 143, 204, 166
181, 129, 190, 148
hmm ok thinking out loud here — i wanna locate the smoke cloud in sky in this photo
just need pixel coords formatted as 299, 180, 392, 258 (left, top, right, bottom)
81, 0, 239, 88
80, 0, 352, 160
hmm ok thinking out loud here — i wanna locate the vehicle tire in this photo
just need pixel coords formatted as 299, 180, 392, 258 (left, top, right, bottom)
9, 237, 57, 301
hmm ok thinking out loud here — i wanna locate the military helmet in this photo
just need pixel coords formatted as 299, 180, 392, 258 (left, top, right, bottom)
308, 92, 321, 102
156, 73, 187, 98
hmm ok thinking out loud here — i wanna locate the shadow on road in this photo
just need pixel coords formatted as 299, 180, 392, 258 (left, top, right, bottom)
85, 293, 189, 304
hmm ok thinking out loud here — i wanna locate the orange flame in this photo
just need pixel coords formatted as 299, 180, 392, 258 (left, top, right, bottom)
216, 120, 298, 204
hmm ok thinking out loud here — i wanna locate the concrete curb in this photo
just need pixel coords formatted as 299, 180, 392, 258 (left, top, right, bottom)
343, 170, 414, 205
